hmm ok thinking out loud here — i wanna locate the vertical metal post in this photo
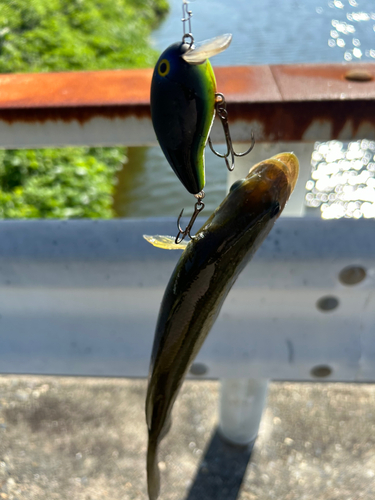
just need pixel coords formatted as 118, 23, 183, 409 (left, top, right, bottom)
219, 378, 269, 445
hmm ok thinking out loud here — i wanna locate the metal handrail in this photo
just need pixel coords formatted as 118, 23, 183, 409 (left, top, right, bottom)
1, 63, 375, 148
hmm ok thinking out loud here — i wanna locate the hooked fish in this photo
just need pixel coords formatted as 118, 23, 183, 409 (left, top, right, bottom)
144, 152, 299, 500
150, 34, 232, 195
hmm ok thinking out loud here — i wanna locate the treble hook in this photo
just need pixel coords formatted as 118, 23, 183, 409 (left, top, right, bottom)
208, 93, 255, 171
175, 192, 205, 244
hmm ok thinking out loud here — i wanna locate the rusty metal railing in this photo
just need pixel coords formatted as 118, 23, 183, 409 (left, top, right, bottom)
1, 63, 375, 148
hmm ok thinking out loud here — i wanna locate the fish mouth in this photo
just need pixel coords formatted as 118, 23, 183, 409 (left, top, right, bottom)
270, 152, 299, 193
248, 152, 299, 193
246, 152, 299, 212
181, 34, 232, 64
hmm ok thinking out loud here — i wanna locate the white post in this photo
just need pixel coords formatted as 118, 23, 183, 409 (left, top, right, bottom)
219, 378, 269, 446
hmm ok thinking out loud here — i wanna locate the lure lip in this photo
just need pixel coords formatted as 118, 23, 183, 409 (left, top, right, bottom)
181, 33, 232, 64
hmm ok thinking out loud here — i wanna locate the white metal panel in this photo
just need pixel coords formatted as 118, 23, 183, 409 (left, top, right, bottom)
0, 218, 373, 381
0, 116, 157, 149
1, 117, 375, 149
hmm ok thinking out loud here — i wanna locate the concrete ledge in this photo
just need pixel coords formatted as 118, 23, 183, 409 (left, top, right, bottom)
0, 376, 373, 500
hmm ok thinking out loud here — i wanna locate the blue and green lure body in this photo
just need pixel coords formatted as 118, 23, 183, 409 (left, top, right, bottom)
150, 34, 232, 196
151, 42, 216, 195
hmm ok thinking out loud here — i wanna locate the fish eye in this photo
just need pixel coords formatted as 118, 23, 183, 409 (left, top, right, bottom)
270, 202, 280, 218
158, 59, 170, 77
229, 179, 245, 193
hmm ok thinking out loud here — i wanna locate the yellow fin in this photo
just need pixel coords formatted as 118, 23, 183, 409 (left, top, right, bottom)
143, 235, 188, 250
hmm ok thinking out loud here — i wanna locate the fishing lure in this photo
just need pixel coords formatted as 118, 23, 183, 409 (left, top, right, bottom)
150, 1, 253, 243
144, 152, 299, 500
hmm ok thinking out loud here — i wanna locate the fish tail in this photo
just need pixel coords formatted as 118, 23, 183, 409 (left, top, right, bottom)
147, 434, 160, 500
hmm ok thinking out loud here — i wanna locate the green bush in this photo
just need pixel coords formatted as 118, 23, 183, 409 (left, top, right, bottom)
0, 0, 168, 219
0, 0, 168, 72
0, 147, 126, 218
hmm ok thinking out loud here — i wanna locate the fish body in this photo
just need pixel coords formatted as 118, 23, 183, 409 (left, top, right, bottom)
145, 153, 299, 500
150, 41, 216, 194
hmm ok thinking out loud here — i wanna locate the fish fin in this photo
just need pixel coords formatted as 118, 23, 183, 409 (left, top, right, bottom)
143, 235, 188, 250
147, 435, 161, 500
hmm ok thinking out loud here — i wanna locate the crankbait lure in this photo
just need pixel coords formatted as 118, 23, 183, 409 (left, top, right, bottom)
150, 1, 253, 244
144, 152, 299, 500
151, 36, 225, 195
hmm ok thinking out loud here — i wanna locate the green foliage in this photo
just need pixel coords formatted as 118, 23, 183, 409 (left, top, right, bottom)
0, 147, 125, 218
0, 0, 169, 72
0, 0, 168, 219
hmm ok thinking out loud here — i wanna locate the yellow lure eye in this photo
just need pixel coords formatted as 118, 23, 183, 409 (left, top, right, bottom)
158, 59, 170, 77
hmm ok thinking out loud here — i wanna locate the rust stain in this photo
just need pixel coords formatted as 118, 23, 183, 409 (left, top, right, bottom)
227, 100, 375, 141
2, 63, 375, 111
272, 63, 375, 101
273, 62, 375, 81
0, 68, 153, 109
1, 100, 375, 142
1, 64, 375, 140
214, 65, 282, 102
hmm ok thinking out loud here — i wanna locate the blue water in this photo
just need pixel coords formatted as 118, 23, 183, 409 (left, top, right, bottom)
114, 0, 375, 218
152, 0, 375, 66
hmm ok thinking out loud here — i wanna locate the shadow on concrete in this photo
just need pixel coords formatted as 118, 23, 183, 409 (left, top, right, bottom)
186, 428, 253, 500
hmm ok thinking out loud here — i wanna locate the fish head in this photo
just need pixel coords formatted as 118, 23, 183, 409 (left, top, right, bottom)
246, 152, 299, 213
208, 152, 299, 235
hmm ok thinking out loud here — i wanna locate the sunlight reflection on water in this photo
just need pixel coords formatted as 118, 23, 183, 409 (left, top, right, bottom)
306, 140, 375, 219
305, 0, 375, 219
327, 1, 375, 61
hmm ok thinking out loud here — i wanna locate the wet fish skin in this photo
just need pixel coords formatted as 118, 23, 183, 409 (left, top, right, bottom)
145, 153, 299, 500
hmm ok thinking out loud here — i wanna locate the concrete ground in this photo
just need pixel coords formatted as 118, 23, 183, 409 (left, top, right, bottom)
0, 376, 374, 500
